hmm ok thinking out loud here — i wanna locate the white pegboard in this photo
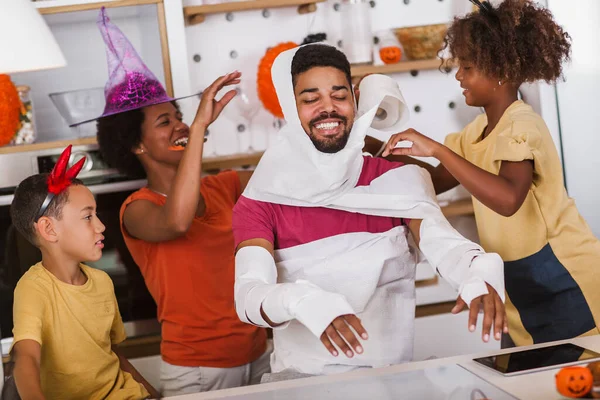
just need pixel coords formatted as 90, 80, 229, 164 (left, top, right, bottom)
182, 0, 481, 157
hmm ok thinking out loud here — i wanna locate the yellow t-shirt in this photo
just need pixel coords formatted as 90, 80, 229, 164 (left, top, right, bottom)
12, 263, 149, 400
445, 100, 600, 346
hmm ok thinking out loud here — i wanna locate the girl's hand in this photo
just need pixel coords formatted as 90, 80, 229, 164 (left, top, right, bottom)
192, 71, 241, 130
381, 128, 443, 158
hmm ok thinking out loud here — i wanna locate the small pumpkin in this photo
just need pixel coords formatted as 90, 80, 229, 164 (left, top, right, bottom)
379, 46, 402, 65
257, 42, 298, 119
556, 366, 593, 398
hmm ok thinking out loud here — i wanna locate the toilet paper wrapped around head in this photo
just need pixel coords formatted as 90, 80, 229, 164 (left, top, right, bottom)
356, 74, 410, 143
242, 45, 412, 206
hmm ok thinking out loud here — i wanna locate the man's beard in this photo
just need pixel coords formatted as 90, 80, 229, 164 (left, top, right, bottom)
307, 112, 352, 154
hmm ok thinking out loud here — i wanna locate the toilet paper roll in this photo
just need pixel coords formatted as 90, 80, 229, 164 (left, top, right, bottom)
357, 74, 409, 142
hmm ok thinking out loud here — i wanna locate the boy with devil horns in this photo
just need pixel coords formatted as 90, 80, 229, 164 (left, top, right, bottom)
9, 145, 159, 399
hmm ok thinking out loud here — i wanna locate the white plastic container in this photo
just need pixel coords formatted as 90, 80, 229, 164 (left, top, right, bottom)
340, 0, 373, 65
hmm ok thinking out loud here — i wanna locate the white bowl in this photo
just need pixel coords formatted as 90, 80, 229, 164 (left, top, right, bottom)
49, 87, 105, 127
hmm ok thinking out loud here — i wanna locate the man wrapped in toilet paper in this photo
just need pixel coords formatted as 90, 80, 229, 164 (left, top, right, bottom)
232, 44, 506, 377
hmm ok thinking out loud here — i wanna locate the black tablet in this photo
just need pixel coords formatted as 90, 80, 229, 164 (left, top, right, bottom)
473, 343, 600, 376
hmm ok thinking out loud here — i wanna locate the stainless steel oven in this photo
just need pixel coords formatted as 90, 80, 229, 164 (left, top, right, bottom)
0, 143, 159, 344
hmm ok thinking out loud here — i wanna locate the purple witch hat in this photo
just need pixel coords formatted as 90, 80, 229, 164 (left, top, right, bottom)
70, 7, 196, 127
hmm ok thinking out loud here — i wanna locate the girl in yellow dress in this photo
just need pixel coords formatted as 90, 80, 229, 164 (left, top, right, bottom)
382, 0, 600, 347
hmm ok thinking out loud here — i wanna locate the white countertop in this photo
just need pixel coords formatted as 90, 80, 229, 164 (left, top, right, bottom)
166, 336, 600, 400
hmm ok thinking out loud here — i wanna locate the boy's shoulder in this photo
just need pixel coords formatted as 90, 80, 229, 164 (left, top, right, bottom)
15, 263, 52, 293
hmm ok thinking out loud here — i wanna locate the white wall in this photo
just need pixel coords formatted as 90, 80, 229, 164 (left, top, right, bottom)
547, 0, 600, 237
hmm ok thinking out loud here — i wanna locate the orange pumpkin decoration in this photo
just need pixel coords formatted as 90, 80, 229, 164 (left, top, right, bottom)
556, 366, 593, 398
379, 46, 402, 65
0, 74, 22, 147
257, 42, 297, 119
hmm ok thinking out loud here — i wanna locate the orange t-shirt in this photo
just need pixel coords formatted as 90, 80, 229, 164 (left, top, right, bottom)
119, 170, 266, 368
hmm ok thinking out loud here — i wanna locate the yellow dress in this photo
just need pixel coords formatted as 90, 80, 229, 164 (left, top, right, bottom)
445, 100, 600, 346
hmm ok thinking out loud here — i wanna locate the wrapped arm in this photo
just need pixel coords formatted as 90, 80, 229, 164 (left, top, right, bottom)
234, 245, 355, 337
417, 216, 505, 306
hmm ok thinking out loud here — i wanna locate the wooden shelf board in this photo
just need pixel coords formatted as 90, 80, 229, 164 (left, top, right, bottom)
1, 137, 471, 217
351, 59, 454, 78
36, 0, 162, 15
0, 137, 97, 155
203, 151, 264, 171
0, 137, 264, 170
184, 0, 324, 24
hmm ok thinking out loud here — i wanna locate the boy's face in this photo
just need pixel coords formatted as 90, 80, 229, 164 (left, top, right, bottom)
294, 66, 355, 154
52, 185, 105, 262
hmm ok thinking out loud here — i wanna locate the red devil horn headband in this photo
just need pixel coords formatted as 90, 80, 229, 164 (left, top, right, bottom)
35, 145, 86, 222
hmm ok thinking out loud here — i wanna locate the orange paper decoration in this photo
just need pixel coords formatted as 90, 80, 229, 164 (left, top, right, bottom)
257, 42, 297, 119
556, 366, 593, 398
0, 74, 21, 147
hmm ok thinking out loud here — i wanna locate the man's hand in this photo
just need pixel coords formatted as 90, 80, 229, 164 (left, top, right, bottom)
452, 283, 508, 342
320, 314, 368, 358
381, 128, 443, 158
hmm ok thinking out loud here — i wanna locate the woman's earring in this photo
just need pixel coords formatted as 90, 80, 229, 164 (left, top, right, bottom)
498, 80, 502, 86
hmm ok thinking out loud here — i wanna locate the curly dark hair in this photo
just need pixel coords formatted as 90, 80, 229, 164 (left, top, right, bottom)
97, 101, 183, 178
11, 174, 83, 245
96, 108, 147, 178
442, 0, 571, 84
291, 44, 352, 88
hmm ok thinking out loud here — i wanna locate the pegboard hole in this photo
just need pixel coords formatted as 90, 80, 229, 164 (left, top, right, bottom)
410, 70, 419, 77
414, 105, 422, 113
193, 54, 201, 63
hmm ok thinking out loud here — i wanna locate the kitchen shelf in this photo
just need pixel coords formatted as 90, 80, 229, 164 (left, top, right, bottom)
351, 59, 454, 79
0, 137, 264, 170
35, 0, 162, 15
440, 198, 474, 218
0, 137, 97, 155
203, 151, 264, 171
183, 0, 324, 25
0, 138, 472, 217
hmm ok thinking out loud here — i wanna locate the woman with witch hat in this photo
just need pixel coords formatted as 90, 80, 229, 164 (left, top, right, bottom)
78, 8, 270, 396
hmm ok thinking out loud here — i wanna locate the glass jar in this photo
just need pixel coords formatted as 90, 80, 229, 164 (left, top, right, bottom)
339, 0, 373, 65
11, 85, 36, 145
